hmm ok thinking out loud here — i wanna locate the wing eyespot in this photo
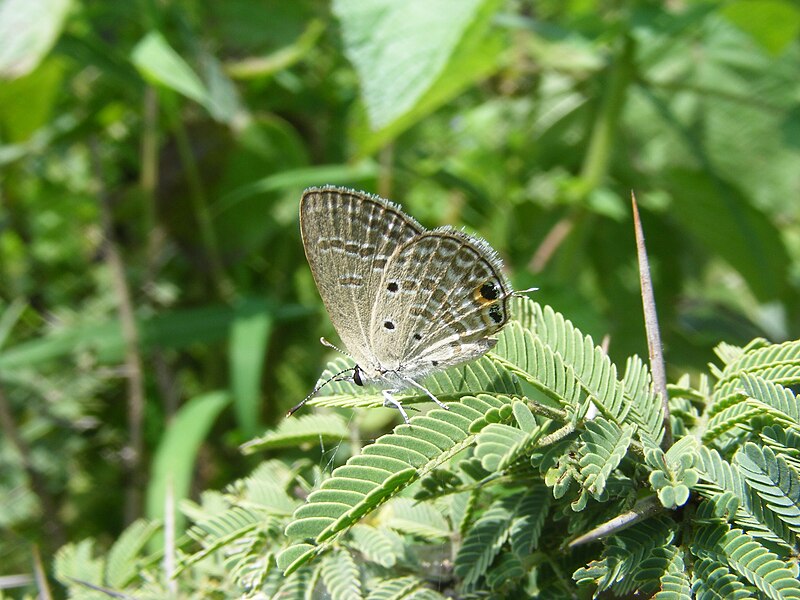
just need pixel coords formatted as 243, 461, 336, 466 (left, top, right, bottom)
473, 280, 500, 305
488, 304, 503, 324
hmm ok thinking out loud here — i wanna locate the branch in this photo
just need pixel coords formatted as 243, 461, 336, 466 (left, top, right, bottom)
91, 140, 147, 523
631, 192, 672, 449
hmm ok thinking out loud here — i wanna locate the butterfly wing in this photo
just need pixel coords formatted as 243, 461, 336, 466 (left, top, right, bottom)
300, 187, 423, 368
368, 227, 512, 379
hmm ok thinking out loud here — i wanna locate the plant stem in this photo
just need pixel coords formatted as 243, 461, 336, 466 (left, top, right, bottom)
0, 384, 66, 548
91, 139, 147, 524
577, 34, 635, 196
167, 97, 234, 301
631, 193, 672, 449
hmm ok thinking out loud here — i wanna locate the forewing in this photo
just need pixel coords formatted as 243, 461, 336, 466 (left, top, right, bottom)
300, 186, 422, 366
369, 227, 512, 376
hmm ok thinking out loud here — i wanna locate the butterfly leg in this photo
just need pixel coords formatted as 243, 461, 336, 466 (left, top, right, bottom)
403, 378, 449, 410
381, 389, 410, 424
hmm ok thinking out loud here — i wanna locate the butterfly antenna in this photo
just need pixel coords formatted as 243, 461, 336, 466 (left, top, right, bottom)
320, 336, 350, 357
286, 367, 355, 418
510, 286, 539, 298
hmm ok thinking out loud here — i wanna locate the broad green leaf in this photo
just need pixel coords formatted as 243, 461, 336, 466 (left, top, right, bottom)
214, 159, 379, 217
335, 0, 504, 153
131, 31, 209, 106
0, 57, 65, 141
665, 169, 790, 301
0, 0, 71, 79
722, 0, 800, 56
146, 391, 231, 532
0, 299, 306, 369
229, 304, 272, 436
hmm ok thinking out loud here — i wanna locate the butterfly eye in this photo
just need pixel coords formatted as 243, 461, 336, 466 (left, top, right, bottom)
353, 367, 364, 386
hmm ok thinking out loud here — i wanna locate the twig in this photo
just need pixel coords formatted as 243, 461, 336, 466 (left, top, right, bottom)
168, 101, 233, 301
631, 192, 672, 449
90, 139, 147, 523
0, 384, 66, 547
568, 495, 663, 548
529, 216, 574, 272
31, 544, 53, 600
164, 476, 178, 597
139, 87, 181, 418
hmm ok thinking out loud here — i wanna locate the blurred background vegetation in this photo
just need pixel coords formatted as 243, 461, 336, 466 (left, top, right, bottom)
1, 0, 799, 593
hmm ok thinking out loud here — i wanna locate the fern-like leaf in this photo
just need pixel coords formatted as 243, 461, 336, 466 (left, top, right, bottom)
717, 339, 800, 386
492, 320, 583, 411
454, 495, 515, 587
760, 425, 800, 471
53, 540, 106, 600
474, 400, 544, 471
182, 506, 271, 570
104, 519, 160, 588
741, 374, 800, 426
695, 446, 791, 546
734, 442, 800, 545
573, 517, 676, 595
577, 417, 634, 501
691, 557, 751, 600
348, 524, 404, 568
693, 521, 800, 600
242, 413, 351, 452
281, 394, 511, 573
364, 576, 446, 600
384, 498, 451, 540
642, 546, 690, 599
721, 528, 800, 599
304, 355, 519, 410
321, 548, 362, 600
509, 484, 550, 557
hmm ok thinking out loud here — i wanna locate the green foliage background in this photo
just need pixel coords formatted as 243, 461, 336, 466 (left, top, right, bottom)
1, 0, 800, 597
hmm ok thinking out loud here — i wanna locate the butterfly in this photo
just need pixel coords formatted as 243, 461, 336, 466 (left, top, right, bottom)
289, 186, 518, 423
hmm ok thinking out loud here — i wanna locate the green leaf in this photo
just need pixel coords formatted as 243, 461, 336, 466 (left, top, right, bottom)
334, 0, 498, 130
349, 524, 403, 568
0, 298, 305, 369
145, 391, 231, 533
0, 0, 71, 79
53, 540, 107, 600
384, 498, 451, 540
578, 418, 634, 500
282, 394, 511, 573
105, 519, 161, 588
720, 528, 800, 599
666, 169, 790, 301
305, 354, 519, 411
735, 443, 800, 544
131, 32, 209, 106
365, 576, 445, 600
454, 495, 516, 587
342, 0, 506, 154
509, 485, 550, 557
321, 548, 362, 600
229, 305, 273, 436
691, 557, 751, 600
242, 414, 351, 453
722, 0, 800, 55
